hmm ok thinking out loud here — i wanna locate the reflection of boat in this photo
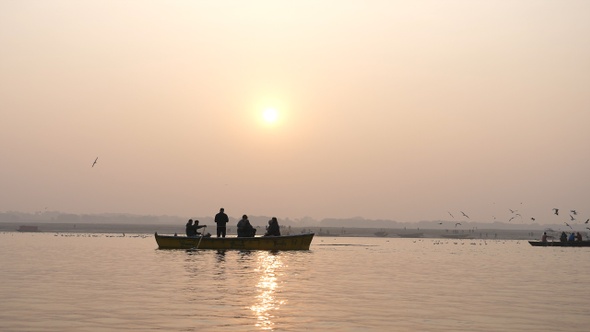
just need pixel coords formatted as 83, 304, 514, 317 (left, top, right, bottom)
17, 225, 40, 232
374, 231, 388, 237
529, 241, 590, 247
154, 232, 314, 250
397, 233, 423, 238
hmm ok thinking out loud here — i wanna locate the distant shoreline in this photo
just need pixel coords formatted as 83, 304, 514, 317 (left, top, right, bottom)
1, 221, 580, 241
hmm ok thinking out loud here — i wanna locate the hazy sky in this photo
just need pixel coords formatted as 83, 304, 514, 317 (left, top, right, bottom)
1, 1, 589, 225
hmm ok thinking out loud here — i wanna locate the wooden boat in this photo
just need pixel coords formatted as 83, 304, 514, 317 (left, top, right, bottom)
17, 225, 40, 232
529, 240, 590, 247
154, 232, 315, 250
396, 232, 423, 238
441, 233, 471, 239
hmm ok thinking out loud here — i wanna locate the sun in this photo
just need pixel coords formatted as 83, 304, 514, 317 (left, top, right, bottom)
262, 108, 279, 124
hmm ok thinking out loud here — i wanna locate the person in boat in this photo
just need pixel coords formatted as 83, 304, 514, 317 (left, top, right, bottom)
560, 231, 568, 242
186, 219, 207, 237
237, 214, 256, 237
568, 232, 576, 242
193, 220, 208, 236
576, 232, 583, 242
214, 207, 229, 238
186, 219, 197, 237
541, 232, 548, 243
264, 217, 281, 237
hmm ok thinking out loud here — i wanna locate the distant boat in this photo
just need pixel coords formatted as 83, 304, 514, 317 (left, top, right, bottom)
17, 225, 40, 232
154, 232, 314, 250
397, 232, 424, 238
529, 241, 590, 247
440, 233, 470, 239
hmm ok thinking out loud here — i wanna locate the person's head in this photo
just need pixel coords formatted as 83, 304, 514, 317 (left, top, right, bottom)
188, 219, 193, 224
220, 208, 224, 212
195, 220, 199, 225
543, 232, 547, 235
242, 214, 248, 219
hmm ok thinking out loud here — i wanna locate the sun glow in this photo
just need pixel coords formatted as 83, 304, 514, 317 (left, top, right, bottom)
262, 108, 278, 124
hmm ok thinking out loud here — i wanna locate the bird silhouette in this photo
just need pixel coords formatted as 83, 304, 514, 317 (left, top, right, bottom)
460, 211, 469, 219
92, 157, 98, 167
552, 208, 559, 215
438, 222, 443, 225
455, 222, 461, 227
570, 214, 575, 221
509, 216, 515, 222
571, 210, 577, 215
509, 209, 517, 214
585, 219, 589, 224
447, 211, 454, 219
531, 217, 536, 222
564, 222, 573, 230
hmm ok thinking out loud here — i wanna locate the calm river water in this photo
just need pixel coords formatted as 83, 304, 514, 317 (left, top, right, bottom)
1, 232, 589, 331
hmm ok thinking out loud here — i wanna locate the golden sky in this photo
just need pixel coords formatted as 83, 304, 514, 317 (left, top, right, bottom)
1, 1, 589, 224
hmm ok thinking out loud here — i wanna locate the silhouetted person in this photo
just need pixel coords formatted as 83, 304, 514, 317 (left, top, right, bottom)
215, 208, 229, 238
264, 217, 281, 237
186, 219, 196, 237
193, 219, 207, 236
560, 231, 567, 242
186, 219, 206, 237
237, 215, 256, 237
568, 232, 576, 242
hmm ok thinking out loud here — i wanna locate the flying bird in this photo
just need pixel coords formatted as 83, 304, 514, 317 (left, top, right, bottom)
455, 222, 461, 227
438, 222, 443, 225
509, 209, 517, 214
509, 216, 515, 222
571, 210, 577, 215
531, 217, 536, 222
92, 157, 98, 167
552, 208, 559, 215
570, 214, 575, 221
564, 222, 573, 230
447, 211, 454, 218
460, 211, 469, 219
585, 219, 589, 224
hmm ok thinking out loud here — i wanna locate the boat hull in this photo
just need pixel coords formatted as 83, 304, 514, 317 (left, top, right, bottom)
529, 241, 590, 247
155, 232, 315, 250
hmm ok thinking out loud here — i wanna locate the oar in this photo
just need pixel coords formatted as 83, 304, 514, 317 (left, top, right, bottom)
196, 225, 207, 249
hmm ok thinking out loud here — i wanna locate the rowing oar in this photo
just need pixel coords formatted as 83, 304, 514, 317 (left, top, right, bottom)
196, 225, 207, 249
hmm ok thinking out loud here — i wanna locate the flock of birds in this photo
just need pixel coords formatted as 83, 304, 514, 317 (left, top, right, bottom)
445, 207, 590, 232
550, 208, 590, 231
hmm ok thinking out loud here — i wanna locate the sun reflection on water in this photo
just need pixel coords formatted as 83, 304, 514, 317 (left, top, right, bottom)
250, 252, 285, 330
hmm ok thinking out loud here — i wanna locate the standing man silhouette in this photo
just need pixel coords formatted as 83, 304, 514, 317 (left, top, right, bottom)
214, 208, 229, 238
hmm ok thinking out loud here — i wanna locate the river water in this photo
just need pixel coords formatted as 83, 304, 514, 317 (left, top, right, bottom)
1, 232, 588, 331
